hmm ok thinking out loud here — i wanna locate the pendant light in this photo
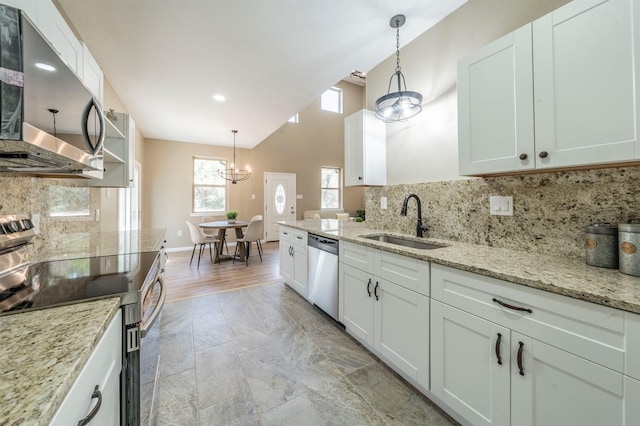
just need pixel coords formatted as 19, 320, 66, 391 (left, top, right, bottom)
218, 130, 251, 184
374, 14, 423, 123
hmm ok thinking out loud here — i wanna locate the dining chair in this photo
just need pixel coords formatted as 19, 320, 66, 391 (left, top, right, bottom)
186, 221, 219, 268
250, 214, 263, 221
233, 219, 263, 265
201, 216, 229, 254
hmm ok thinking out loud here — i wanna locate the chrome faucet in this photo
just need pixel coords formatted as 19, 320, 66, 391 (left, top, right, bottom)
400, 194, 430, 237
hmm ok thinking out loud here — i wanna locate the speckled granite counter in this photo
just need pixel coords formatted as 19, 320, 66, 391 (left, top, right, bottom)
0, 298, 121, 426
35, 229, 167, 262
280, 219, 640, 314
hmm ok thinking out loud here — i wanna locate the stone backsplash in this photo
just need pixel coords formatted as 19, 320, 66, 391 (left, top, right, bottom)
0, 176, 102, 256
365, 166, 640, 261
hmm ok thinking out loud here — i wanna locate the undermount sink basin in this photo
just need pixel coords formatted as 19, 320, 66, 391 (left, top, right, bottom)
360, 235, 446, 250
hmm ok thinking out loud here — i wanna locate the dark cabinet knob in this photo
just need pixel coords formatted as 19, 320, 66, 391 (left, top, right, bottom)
358, 176, 363, 180
519, 153, 528, 160
538, 151, 549, 159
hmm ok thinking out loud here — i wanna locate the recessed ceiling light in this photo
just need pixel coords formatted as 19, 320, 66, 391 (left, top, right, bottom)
35, 62, 56, 72
213, 94, 226, 102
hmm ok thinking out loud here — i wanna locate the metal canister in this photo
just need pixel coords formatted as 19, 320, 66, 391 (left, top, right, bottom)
585, 223, 618, 269
619, 223, 640, 276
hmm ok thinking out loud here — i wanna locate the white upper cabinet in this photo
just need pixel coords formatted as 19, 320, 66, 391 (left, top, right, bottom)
344, 109, 386, 186
37, 0, 83, 77
82, 42, 104, 105
459, 0, 640, 175
458, 25, 534, 175
90, 112, 135, 187
533, 0, 639, 169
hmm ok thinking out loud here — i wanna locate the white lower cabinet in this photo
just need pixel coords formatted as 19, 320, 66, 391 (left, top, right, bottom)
279, 226, 307, 297
431, 264, 640, 426
339, 242, 429, 390
431, 300, 509, 426
51, 309, 122, 426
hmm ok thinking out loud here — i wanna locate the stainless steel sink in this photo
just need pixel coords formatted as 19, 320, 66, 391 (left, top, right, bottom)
360, 235, 446, 250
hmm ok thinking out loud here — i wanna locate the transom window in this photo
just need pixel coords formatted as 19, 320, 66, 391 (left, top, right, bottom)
321, 167, 341, 209
321, 87, 343, 114
193, 157, 227, 213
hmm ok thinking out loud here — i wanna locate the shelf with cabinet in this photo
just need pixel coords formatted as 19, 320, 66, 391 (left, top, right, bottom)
279, 226, 308, 297
90, 112, 136, 188
339, 241, 429, 389
458, 0, 640, 175
344, 109, 386, 186
430, 263, 640, 426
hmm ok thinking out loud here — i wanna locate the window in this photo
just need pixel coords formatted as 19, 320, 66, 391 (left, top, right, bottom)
321, 87, 343, 113
321, 167, 341, 209
193, 157, 227, 213
288, 114, 299, 123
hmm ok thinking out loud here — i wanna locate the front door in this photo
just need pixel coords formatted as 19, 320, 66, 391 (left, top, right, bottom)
264, 172, 296, 241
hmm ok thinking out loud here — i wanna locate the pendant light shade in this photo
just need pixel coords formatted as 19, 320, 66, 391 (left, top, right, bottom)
218, 130, 251, 184
375, 14, 423, 123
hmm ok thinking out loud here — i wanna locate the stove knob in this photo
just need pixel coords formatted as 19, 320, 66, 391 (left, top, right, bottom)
22, 219, 33, 230
10, 221, 23, 232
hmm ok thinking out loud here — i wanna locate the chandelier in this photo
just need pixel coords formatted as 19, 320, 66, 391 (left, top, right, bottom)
375, 14, 423, 123
218, 130, 251, 184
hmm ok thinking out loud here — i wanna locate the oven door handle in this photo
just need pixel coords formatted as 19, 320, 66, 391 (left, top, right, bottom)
140, 275, 166, 338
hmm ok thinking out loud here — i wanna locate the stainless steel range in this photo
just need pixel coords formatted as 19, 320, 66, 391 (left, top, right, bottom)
0, 214, 166, 426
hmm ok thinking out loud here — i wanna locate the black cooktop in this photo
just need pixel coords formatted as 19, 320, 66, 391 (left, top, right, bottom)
0, 251, 160, 316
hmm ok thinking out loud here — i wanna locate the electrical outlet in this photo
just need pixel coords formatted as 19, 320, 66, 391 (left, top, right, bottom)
489, 196, 513, 216
177, 230, 182, 237
30, 213, 40, 234
381, 197, 388, 210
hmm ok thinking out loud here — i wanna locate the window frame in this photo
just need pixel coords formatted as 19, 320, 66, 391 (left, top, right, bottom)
320, 87, 343, 114
192, 156, 228, 214
320, 166, 342, 210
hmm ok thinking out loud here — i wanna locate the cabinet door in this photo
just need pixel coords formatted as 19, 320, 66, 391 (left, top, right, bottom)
374, 279, 429, 389
279, 241, 294, 285
344, 109, 386, 186
82, 43, 104, 105
430, 300, 510, 426
292, 244, 307, 297
458, 24, 534, 175
511, 333, 627, 426
38, 0, 83, 76
340, 263, 374, 346
533, 0, 640, 168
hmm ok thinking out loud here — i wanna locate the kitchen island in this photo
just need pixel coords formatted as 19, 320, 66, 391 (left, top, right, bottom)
0, 298, 121, 425
280, 219, 640, 314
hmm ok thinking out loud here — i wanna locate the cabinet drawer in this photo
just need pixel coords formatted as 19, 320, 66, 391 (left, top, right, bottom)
279, 226, 293, 241
293, 229, 308, 247
340, 241, 374, 272
431, 264, 626, 373
375, 250, 429, 296
51, 309, 122, 426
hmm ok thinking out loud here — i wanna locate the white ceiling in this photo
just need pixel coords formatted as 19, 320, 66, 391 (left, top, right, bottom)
57, 0, 466, 148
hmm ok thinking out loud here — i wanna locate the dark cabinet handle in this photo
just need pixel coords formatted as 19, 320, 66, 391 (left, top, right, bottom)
366, 278, 372, 297
538, 151, 549, 158
495, 333, 503, 365
517, 342, 525, 376
78, 385, 102, 426
358, 176, 363, 180
492, 298, 532, 314
519, 153, 528, 160
374, 281, 379, 301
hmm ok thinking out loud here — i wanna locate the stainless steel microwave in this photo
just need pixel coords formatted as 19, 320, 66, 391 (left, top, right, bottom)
0, 4, 105, 178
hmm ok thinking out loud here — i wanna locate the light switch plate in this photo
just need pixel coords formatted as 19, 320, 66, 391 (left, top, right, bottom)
489, 196, 513, 216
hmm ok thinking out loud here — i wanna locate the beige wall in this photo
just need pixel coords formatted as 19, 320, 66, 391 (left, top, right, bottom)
365, 0, 571, 184
143, 80, 365, 249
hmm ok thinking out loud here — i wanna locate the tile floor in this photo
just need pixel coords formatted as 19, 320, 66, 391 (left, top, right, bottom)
156, 282, 456, 425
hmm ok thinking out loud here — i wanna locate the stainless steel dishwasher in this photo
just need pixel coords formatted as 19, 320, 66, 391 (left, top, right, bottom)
307, 234, 339, 321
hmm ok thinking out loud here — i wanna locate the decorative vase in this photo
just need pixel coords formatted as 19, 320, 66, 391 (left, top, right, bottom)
227, 219, 236, 224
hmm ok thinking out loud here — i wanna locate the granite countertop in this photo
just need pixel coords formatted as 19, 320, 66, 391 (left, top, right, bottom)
0, 298, 121, 426
35, 229, 167, 262
280, 219, 640, 315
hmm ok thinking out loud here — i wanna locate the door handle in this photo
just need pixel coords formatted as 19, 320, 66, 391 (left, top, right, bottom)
366, 278, 372, 297
495, 333, 502, 365
517, 341, 525, 376
374, 281, 379, 301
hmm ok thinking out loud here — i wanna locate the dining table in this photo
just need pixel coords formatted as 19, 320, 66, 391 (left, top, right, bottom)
199, 220, 249, 262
